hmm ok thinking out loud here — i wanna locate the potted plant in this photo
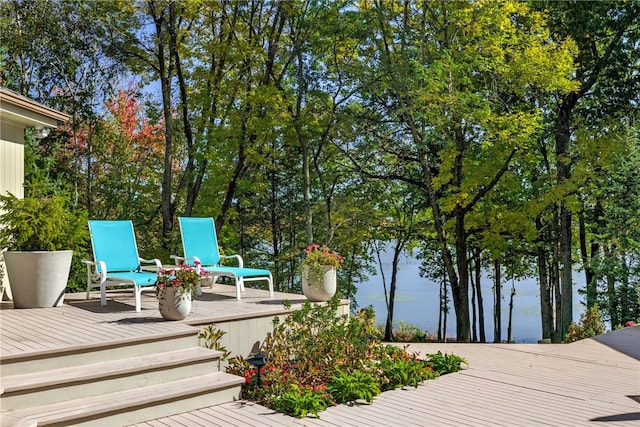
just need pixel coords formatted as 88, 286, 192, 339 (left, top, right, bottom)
156, 261, 208, 320
300, 244, 343, 302
0, 186, 88, 308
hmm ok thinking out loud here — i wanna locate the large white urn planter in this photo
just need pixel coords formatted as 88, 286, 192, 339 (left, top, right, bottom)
302, 265, 337, 302
3, 250, 72, 308
158, 287, 193, 320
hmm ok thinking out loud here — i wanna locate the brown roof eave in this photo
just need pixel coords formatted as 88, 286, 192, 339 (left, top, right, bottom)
0, 87, 71, 124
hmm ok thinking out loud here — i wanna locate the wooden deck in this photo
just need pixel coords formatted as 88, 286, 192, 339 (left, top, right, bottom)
0, 284, 320, 359
132, 327, 640, 427
1, 287, 639, 426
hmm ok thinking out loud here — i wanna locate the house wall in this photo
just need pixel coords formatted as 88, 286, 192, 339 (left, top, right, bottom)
0, 121, 26, 199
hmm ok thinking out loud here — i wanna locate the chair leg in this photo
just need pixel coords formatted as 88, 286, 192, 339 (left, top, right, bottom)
268, 274, 274, 298
86, 268, 92, 300
100, 282, 107, 307
235, 278, 242, 300
135, 286, 142, 312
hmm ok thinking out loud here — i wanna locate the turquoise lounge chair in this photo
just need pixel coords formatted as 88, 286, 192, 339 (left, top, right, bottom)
173, 217, 274, 300
84, 220, 161, 312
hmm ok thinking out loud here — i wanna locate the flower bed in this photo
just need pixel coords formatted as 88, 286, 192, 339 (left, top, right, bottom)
226, 297, 467, 418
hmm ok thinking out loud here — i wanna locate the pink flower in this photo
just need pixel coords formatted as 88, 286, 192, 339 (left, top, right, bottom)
625, 321, 635, 327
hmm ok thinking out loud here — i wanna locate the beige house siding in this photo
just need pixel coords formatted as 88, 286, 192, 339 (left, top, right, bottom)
1, 123, 25, 199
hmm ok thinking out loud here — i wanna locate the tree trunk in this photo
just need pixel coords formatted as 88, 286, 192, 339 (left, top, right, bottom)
507, 281, 516, 343
474, 249, 486, 343
604, 245, 619, 328
470, 264, 477, 343
150, 3, 176, 240
469, 275, 478, 342
443, 272, 448, 343
384, 242, 403, 342
537, 217, 554, 340
578, 210, 598, 308
493, 259, 501, 343
559, 204, 573, 339
168, 2, 200, 217
552, 239, 562, 342
437, 275, 443, 341
452, 211, 471, 342
294, 47, 313, 246
554, 93, 578, 340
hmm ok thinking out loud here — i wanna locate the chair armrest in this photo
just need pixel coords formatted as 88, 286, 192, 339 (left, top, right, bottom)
139, 257, 162, 272
220, 254, 243, 268
82, 259, 107, 283
170, 255, 186, 266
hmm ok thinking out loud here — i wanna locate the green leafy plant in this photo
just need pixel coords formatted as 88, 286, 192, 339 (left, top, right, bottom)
564, 304, 607, 343
155, 261, 208, 300
198, 323, 231, 360
273, 384, 333, 418
424, 351, 468, 375
375, 345, 438, 390
300, 244, 344, 286
0, 187, 88, 252
328, 370, 380, 404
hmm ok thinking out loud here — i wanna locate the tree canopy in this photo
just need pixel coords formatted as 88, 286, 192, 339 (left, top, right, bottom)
1, 0, 638, 341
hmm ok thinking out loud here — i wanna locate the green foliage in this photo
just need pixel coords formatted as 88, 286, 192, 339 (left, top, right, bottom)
380, 321, 428, 342
327, 370, 380, 404
263, 298, 378, 386
583, 124, 640, 328
225, 301, 465, 418
0, 186, 88, 252
373, 321, 445, 343
375, 345, 438, 391
423, 351, 469, 376
273, 384, 333, 418
197, 324, 231, 360
564, 305, 607, 343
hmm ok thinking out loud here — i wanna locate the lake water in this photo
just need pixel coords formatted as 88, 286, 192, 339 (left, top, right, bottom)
354, 250, 586, 343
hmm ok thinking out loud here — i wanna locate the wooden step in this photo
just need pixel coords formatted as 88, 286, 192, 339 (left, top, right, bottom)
1, 347, 223, 411
1, 372, 244, 427
0, 329, 198, 376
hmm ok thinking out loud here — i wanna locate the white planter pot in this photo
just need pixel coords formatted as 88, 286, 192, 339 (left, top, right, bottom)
302, 265, 337, 302
158, 287, 192, 320
4, 250, 72, 308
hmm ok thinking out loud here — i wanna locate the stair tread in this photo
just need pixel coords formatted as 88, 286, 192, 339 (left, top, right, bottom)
2, 371, 244, 426
1, 347, 222, 395
0, 328, 197, 364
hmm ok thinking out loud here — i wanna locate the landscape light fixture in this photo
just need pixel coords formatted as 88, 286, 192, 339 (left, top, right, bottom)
246, 352, 266, 386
